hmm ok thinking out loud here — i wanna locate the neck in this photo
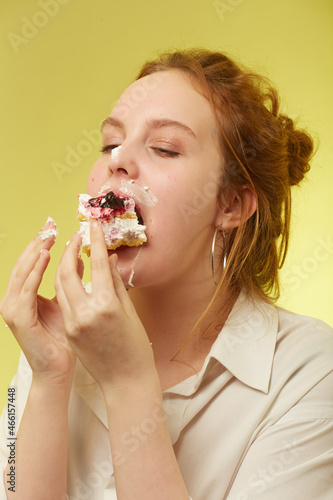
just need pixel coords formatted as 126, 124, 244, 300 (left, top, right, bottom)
128, 276, 224, 363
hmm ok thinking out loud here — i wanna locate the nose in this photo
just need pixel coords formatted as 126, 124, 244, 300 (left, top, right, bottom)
108, 144, 139, 179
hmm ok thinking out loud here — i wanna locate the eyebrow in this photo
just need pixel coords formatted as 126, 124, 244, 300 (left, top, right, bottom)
101, 116, 197, 139
101, 116, 124, 131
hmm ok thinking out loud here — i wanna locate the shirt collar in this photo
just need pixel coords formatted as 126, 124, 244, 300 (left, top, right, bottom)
164, 292, 278, 396
72, 292, 278, 429
211, 292, 278, 394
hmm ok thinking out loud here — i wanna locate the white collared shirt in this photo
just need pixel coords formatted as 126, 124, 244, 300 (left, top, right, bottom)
1, 294, 333, 499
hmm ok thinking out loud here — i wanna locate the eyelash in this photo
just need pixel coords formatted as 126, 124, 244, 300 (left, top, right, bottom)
152, 147, 180, 158
100, 145, 180, 158
100, 145, 119, 153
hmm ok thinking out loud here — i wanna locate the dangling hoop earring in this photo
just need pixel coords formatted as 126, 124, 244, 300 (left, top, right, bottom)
211, 226, 227, 287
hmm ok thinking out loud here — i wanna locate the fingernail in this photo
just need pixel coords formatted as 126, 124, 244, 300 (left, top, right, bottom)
91, 221, 99, 231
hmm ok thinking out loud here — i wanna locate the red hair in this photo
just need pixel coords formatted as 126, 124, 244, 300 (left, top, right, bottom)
136, 49, 314, 336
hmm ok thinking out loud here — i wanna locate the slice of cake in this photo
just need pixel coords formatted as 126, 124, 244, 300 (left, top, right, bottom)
78, 190, 147, 256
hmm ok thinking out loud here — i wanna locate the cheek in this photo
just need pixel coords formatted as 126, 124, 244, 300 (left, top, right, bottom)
146, 178, 212, 239
146, 206, 193, 250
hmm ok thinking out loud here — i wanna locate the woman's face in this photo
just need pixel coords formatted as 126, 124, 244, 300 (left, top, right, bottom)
87, 70, 224, 289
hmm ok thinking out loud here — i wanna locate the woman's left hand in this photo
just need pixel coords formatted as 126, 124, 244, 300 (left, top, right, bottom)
55, 221, 156, 397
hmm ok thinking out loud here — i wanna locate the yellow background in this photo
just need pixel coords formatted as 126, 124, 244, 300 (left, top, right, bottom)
0, 0, 332, 410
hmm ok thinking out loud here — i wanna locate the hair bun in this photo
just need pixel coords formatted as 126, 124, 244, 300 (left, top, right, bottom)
278, 115, 314, 186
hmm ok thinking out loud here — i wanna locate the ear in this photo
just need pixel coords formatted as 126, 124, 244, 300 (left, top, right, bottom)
214, 185, 257, 230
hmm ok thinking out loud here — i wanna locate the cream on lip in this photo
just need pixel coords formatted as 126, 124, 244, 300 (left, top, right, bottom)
119, 180, 158, 207
98, 179, 159, 208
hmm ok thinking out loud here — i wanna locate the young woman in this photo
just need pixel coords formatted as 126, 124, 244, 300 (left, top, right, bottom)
0, 49, 332, 500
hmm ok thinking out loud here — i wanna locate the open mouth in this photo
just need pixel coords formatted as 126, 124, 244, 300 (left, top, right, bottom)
88, 190, 145, 226
77, 190, 147, 256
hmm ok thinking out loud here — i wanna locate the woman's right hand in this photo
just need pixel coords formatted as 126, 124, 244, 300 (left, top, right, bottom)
0, 219, 78, 386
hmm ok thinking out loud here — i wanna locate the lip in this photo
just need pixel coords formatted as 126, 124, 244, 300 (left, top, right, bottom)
118, 180, 158, 208
99, 179, 158, 208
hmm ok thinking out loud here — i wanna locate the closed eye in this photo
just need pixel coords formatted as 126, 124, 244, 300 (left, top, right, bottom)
100, 145, 120, 154
152, 147, 180, 158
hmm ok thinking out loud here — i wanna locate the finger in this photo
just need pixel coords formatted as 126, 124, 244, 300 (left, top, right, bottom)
3, 218, 57, 302
54, 259, 72, 322
57, 232, 87, 310
21, 249, 51, 298
56, 255, 100, 342
90, 221, 114, 294
4, 249, 51, 329
54, 250, 84, 306
16, 218, 57, 269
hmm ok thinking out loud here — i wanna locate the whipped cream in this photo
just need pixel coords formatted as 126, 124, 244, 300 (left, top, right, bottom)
98, 180, 158, 207
82, 281, 92, 294
110, 145, 122, 160
39, 217, 58, 241
119, 180, 158, 207
127, 247, 143, 288
79, 219, 146, 248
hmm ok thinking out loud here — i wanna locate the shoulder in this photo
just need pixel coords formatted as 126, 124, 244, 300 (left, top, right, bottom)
275, 305, 333, 356
269, 305, 333, 402
276, 305, 333, 335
